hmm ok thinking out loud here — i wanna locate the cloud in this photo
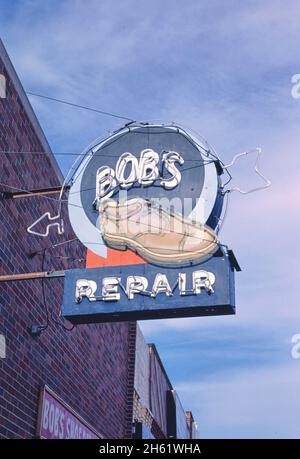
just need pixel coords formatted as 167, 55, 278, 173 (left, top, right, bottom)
176, 362, 300, 438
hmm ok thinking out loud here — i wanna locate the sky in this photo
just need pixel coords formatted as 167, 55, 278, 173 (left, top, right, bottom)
1, 0, 300, 438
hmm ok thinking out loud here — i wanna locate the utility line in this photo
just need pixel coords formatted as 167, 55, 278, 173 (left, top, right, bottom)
26, 91, 134, 122
0, 159, 217, 202
0, 150, 219, 163
4, 90, 233, 183
43, 247, 75, 332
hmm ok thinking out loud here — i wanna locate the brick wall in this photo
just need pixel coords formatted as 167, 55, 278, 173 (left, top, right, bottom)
0, 48, 136, 439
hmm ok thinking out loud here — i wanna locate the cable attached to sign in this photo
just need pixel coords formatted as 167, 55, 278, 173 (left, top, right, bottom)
2, 124, 271, 255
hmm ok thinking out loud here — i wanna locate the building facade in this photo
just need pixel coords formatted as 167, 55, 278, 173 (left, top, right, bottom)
0, 40, 195, 439
133, 325, 197, 439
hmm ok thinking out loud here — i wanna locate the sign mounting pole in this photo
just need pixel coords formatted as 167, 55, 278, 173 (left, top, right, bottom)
0, 271, 65, 282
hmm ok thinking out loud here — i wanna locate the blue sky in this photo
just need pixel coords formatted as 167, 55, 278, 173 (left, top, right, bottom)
1, 0, 300, 438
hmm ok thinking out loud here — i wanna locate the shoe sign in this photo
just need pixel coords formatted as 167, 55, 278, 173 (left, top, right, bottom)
63, 123, 239, 323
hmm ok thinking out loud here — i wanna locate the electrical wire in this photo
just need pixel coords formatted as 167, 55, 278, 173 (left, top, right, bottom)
0, 90, 234, 187
0, 159, 216, 202
26, 221, 229, 258
35, 236, 230, 256
43, 247, 76, 332
66, 161, 216, 200
51, 255, 85, 262
26, 91, 134, 122
29, 238, 86, 262
28, 237, 80, 257
1, 122, 224, 214
1, 144, 270, 249
0, 119, 219, 162
0, 149, 218, 162
1, 179, 226, 246
0, 124, 220, 222
216, 191, 230, 234
56, 122, 225, 206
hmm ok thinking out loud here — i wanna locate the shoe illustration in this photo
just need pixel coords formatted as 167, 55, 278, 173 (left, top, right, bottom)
99, 198, 219, 266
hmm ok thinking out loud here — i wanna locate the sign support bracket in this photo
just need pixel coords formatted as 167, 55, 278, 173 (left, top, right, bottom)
0, 186, 70, 199
0, 270, 65, 282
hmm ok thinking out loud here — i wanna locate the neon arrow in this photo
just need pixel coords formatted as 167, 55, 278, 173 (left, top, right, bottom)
27, 212, 64, 237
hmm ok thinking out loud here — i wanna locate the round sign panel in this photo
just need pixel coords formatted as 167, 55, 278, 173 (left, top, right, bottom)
68, 124, 223, 266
